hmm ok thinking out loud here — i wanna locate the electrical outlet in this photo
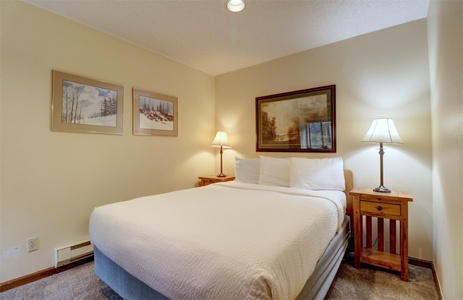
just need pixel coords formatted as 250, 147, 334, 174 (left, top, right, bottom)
27, 237, 39, 252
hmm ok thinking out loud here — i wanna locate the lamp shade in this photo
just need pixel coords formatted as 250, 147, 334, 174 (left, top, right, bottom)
362, 119, 403, 144
211, 131, 231, 148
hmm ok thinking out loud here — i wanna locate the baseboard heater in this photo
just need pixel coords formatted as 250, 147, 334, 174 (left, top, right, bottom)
54, 240, 94, 268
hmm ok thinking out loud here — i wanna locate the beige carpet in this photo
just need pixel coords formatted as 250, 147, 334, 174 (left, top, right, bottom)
325, 255, 439, 299
1, 255, 438, 300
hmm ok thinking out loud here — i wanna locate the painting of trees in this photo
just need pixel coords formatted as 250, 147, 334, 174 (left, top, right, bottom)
138, 95, 175, 130
62, 81, 85, 124
256, 85, 336, 152
132, 88, 178, 136
61, 80, 118, 127
261, 111, 277, 142
52, 71, 124, 134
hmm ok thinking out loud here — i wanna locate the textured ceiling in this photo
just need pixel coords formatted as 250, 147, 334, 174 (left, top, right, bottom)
22, 0, 430, 76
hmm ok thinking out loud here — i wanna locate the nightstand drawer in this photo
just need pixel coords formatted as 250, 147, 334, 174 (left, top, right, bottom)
202, 178, 218, 185
360, 201, 401, 216
198, 175, 235, 186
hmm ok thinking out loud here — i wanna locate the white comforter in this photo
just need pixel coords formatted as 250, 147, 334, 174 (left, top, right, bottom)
89, 182, 345, 300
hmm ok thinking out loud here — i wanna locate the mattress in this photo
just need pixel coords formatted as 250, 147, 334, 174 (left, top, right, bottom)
94, 216, 350, 300
90, 181, 346, 299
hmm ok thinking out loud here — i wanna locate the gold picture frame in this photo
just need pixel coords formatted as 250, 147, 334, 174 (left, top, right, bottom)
132, 88, 178, 136
51, 70, 124, 134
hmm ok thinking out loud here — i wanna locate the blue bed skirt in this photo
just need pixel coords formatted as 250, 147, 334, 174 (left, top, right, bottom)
94, 216, 351, 300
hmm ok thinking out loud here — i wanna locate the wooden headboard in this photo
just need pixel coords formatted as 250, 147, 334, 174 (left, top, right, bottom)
343, 170, 354, 220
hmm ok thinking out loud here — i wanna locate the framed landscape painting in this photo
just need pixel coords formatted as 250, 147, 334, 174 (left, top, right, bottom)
51, 70, 124, 134
132, 88, 178, 136
256, 85, 336, 152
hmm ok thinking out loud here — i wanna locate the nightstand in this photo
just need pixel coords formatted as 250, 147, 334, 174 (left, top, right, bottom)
350, 188, 413, 281
198, 175, 235, 186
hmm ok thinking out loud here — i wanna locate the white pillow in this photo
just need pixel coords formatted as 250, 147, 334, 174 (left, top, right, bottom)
235, 157, 260, 184
259, 156, 291, 187
290, 157, 345, 191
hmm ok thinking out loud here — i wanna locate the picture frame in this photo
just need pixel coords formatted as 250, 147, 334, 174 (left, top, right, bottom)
132, 88, 178, 136
256, 85, 336, 152
51, 70, 124, 134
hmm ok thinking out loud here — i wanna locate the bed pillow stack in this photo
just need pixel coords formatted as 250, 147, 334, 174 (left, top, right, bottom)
235, 156, 345, 191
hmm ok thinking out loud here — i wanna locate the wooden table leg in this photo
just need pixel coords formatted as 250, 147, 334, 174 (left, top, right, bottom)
353, 195, 361, 269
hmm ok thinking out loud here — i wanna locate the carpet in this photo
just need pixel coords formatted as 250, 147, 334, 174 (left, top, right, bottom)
325, 256, 439, 299
1, 255, 438, 300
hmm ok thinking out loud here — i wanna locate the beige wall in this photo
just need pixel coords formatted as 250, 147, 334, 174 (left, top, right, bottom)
0, 1, 216, 282
3, 0, 457, 293
427, 1, 463, 299
216, 20, 433, 259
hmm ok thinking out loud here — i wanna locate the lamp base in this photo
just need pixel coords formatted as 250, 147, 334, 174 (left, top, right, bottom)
373, 185, 391, 193
217, 173, 226, 178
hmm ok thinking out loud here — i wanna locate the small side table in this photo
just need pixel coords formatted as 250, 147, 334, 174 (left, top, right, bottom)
350, 188, 413, 281
198, 175, 235, 186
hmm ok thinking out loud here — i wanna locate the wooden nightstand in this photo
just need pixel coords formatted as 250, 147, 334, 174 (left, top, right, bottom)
198, 175, 235, 186
350, 188, 413, 281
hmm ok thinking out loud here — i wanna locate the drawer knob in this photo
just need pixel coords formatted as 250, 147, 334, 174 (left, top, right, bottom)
377, 206, 383, 211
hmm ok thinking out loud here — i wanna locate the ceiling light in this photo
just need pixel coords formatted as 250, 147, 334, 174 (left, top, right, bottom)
226, 0, 245, 12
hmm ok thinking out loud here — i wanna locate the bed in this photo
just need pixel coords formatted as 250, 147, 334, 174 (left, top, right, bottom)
89, 156, 354, 300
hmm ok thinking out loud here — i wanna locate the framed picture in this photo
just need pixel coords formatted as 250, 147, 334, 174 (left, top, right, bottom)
132, 88, 178, 136
256, 85, 336, 152
52, 70, 124, 134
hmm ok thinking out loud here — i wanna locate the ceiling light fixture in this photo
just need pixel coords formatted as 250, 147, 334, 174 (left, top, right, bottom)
226, 0, 245, 12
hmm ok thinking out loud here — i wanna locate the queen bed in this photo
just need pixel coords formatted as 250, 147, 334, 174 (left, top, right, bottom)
89, 156, 353, 299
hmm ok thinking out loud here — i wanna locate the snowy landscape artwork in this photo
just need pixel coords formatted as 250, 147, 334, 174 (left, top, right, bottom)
139, 95, 174, 131
62, 80, 118, 127
132, 88, 178, 136
52, 71, 124, 134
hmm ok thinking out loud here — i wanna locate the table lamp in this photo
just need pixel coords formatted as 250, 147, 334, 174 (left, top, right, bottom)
362, 119, 403, 193
211, 131, 231, 177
